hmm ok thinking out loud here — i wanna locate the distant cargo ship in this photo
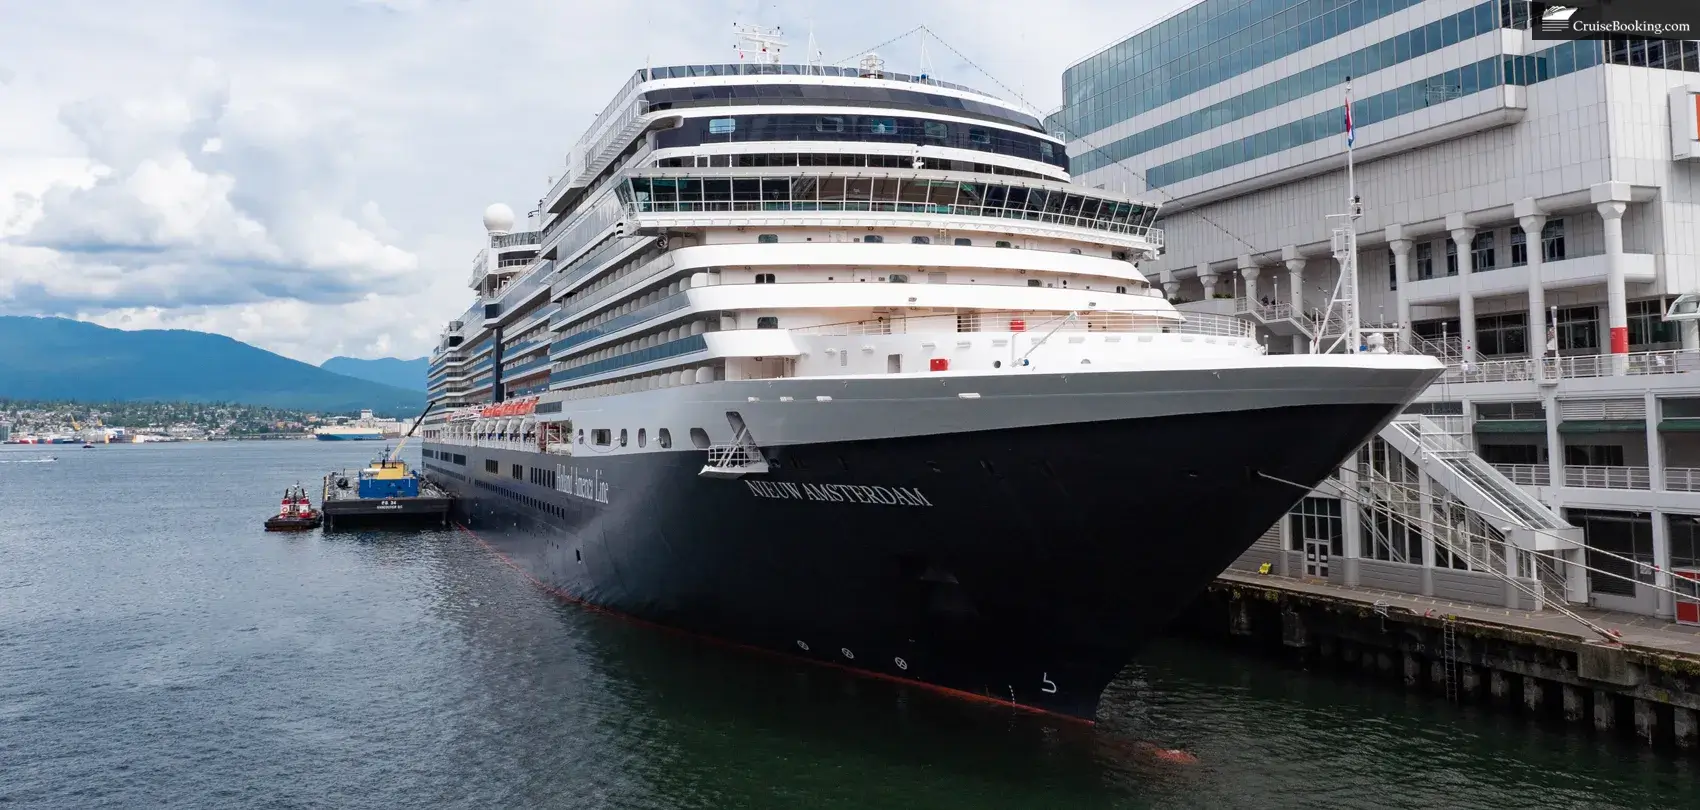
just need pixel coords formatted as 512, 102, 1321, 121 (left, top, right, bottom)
313, 426, 384, 441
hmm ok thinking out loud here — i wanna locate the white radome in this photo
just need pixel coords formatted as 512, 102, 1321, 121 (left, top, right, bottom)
482, 203, 515, 234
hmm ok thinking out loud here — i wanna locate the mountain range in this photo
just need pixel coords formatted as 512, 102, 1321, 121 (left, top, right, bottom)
0, 316, 425, 416
319, 356, 428, 391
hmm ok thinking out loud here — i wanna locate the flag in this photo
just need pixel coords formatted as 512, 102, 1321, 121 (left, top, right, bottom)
1343, 91, 1355, 148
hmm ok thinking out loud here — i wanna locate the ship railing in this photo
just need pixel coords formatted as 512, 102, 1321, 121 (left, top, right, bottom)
786, 309, 1256, 340
625, 199, 1162, 245
705, 443, 763, 469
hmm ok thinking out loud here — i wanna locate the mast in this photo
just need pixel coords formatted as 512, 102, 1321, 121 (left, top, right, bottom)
1315, 76, 1364, 354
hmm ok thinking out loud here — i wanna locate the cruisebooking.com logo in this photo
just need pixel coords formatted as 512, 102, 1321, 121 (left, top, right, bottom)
1531, 1, 1698, 40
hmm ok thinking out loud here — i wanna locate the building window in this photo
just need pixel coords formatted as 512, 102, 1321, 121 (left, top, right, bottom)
1445, 240, 1458, 276
1416, 243, 1434, 279
1556, 305, 1599, 352
1387, 250, 1397, 290
658, 428, 672, 449
1476, 313, 1527, 357
1510, 228, 1528, 266
1569, 509, 1654, 597
911, 236, 931, 244
1565, 445, 1625, 467
1543, 219, 1567, 261
1288, 497, 1344, 557
1471, 232, 1495, 270
757, 233, 778, 243
1668, 514, 1700, 571
1369, 511, 1422, 564
1628, 299, 1679, 348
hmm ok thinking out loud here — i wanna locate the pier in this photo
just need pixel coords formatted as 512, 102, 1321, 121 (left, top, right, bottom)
320, 468, 453, 530
1176, 570, 1700, 752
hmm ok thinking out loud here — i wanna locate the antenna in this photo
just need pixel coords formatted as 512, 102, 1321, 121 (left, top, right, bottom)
806, 21, 822, 72
918, 28, 933, 80
733, 23, 786, 67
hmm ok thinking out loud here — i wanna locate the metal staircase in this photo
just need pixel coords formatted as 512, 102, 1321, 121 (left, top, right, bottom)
699, 411, 770, 479
1378, 414, 1580, 550
1235, 297, 1318, 338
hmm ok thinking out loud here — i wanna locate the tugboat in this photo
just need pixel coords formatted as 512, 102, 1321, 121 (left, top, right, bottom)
263, 483, 323, 531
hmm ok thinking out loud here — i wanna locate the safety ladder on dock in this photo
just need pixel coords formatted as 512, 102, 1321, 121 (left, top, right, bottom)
1442, 616, 1461, 703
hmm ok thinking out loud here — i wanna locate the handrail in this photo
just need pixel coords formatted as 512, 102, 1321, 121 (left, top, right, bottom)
1564, 465, 1652, 490
786, 308, 1255, 340
625, 200, 1164, 245
1435, 346, 1700, 384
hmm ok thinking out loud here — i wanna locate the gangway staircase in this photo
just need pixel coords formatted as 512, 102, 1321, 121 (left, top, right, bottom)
1376, 413, 1583, 565
1234, 297, 1317, 340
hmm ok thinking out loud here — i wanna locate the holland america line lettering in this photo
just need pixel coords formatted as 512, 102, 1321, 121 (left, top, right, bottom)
743, 479, 933, 506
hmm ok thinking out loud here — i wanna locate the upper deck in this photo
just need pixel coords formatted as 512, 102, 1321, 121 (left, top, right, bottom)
542, 62, 1059, 216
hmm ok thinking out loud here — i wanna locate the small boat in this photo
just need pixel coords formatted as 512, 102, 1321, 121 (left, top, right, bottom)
81, 443, 95, 449
263, 483, 323, 531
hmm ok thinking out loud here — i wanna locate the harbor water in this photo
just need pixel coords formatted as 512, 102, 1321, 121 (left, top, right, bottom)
2, 442, 1696, 809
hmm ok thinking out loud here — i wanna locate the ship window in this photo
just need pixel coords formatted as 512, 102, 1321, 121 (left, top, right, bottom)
996, 240, 1012, 248
485, 460, 498, 473
757, 233, 778, 243
866, 117, 897, 135
968, 128, 991, 145
708, 118, 736, 134
511, 464, 522, 480
1116, 285, 1128, 294
592, 429, 611, 446
1040, 142, 1055, 160
754, 273, 776, 284
638, 429, 647, 448
577, 429, 585, 443
1027, 279, 1042, 287
1113, 250, 1128, 261
954, 238, 972, 246
757, 316, 780, 329
659, 428, 672, 448
923, 121, 949, 140
911, 236, 931, 244
861, 234, 884, 243
1069, 248, 1082, 254
690, 428, 711, 449
888, 274, 909, 283
619, 429, 628, 447
816, 116, 844, 133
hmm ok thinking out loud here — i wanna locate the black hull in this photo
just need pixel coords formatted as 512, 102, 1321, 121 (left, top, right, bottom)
424, 402, 1393, 720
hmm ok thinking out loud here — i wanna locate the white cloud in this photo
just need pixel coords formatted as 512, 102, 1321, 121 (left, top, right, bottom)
0, 0, 1178, 365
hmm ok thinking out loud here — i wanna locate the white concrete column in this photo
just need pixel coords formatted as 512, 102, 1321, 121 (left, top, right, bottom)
1652, 509, 1674, 618
1448, 212, 1477, 361
1516, 198, 1548, 362
1593, 181, 1631, 369
1386, 225, 1413, 351
1284, 246, 1307, 354
1239, 254, 1260, 304
1199, 266, 1221, 299
1341, 464, 1362, 587
1545, 388, 1564, 495
1648, 390, 1665, 492
1160, 268, 1179, 302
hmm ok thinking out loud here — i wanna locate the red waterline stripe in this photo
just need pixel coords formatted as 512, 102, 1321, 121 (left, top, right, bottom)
454, 523, 1095, 727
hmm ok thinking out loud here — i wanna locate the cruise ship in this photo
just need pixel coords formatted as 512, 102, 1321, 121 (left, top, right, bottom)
420, 30, 1443, 721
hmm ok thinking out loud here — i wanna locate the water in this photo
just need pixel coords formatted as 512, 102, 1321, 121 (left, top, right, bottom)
2, 441, 1694, 809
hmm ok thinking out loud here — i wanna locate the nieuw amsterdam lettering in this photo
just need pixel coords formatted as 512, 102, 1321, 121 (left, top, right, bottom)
556, 465, 610, 504
743, 480, 933, 507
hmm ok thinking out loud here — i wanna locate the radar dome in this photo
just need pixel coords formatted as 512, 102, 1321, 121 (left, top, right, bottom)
482, 203, 515, 233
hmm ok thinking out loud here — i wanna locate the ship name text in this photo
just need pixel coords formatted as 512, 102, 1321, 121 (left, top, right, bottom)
557, 465, 610, 504
743, 480, 933, 507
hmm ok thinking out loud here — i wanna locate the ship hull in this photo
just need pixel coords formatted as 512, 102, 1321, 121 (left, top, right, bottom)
424, 399, 1406, 720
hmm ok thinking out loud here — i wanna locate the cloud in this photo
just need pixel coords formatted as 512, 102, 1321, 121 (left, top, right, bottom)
0, 0, 1175, 365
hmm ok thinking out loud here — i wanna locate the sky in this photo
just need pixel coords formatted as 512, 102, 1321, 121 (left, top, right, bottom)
0, 0, 1183, 365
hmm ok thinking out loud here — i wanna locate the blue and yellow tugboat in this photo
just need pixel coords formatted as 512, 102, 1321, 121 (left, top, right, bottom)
320, 449, 453, 530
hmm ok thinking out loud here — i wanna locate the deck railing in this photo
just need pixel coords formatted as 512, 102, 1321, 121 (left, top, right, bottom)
1563, 465, 1651, 490
787, 309, 1256, 340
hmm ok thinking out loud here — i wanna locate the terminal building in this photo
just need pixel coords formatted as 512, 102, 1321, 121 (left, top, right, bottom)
1051, 0, 1700, 618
